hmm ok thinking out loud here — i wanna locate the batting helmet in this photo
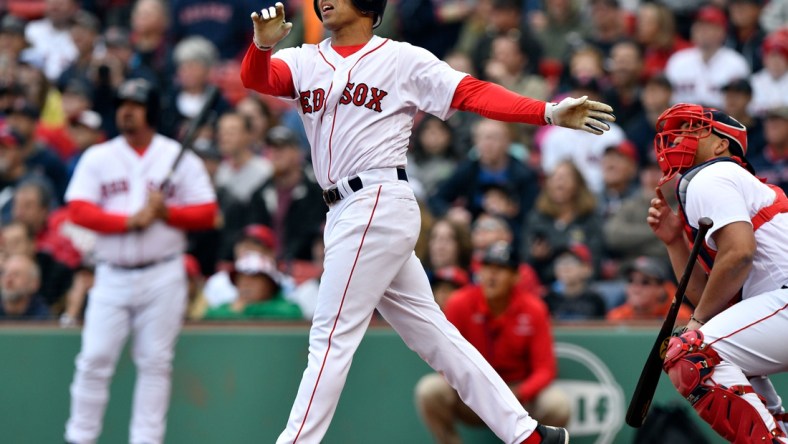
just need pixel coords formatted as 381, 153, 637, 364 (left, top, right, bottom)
115, 78, 159, 126
654, 103, 748, 185
313, 0, 387, 29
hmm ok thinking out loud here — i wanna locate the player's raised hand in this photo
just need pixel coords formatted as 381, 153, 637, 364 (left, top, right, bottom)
647, 187, 684, 245
251, 2, 293, 50
546, 95, 616, 135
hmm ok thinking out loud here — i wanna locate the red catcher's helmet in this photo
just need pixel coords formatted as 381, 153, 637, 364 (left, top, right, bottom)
654, 103, 748, 185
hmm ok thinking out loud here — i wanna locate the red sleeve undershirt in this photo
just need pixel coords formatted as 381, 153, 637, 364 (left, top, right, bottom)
166, 203, 218, 230
239, 43, 547, 124
450, 77, 547, 125
240, 43, 296, 98
69, 201, 217, 233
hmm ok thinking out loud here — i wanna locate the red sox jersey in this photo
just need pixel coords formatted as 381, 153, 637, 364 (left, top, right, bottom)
683, 161, 788, 298
65, 135, 216, 266
272, 36, 467, 189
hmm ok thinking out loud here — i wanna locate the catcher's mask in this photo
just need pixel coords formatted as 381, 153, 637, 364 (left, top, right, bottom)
654, 103, 747, 185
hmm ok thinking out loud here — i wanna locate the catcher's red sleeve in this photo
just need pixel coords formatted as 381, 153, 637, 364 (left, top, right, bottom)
451, 76, 547, 126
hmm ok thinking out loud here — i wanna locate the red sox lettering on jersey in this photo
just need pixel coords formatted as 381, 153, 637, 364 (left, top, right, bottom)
99, 179, 178, 201
299, 84, 388, 114
275, 36, 464, 188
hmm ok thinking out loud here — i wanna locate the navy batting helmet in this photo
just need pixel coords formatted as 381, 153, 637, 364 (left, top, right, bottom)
314, 0, 387, 28
116, 78, 159, 126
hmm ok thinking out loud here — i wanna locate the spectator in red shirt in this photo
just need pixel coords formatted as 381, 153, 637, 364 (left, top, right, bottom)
415, 241, 570, 443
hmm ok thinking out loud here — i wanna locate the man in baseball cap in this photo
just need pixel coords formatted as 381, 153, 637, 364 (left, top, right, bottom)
203, 252, 302, 320
665, 5, 750, 107
607, 256, 692, 322
416, 240, 570, 440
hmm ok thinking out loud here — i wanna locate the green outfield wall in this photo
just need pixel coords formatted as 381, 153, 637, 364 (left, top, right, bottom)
2, 323, 784, 444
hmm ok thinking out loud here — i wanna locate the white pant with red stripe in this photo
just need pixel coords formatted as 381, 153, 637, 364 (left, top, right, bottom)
699, 287, 788, 438
277, 171, 537, 444
65, 258, 187, 444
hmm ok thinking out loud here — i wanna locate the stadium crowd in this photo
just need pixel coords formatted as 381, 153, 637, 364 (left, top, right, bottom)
0, 0, 786, 327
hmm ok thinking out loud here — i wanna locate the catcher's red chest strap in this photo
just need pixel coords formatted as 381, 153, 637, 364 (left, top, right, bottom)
752, 184, 788, 231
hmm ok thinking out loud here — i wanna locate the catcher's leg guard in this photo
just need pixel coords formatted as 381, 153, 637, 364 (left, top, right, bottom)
663, 330, 786, 443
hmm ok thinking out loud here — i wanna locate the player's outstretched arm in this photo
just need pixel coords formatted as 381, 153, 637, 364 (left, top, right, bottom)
251, 2, 293, 50
545, 96, 616, 135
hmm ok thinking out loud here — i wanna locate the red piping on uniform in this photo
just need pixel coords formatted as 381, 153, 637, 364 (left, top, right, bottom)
326, 102, 339, 184
317, 48, 337, 184
318, 49, 336, 71
325, 39, 389, 185
292, 186, 382, 443
709, 301, 788, 347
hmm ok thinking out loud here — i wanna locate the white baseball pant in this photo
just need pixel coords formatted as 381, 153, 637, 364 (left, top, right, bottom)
699, 287, 788, 439
277, 168, 537, 444
65, 258, 187, 444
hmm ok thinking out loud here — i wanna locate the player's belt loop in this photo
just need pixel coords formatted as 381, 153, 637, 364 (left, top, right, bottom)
322, 168, 408, 206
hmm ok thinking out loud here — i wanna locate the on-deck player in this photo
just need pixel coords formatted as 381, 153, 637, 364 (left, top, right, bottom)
648, 103, 788, 443
63, 78, 217, 444
240, 1, 616, 443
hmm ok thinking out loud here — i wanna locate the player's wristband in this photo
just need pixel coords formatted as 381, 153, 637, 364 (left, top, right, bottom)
254, 40, 274, 51
690, 314, 707, 325
544, 102, 556, 125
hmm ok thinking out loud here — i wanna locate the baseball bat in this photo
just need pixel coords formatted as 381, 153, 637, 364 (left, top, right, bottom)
160, 85, 221, 191
625, 216, 714, 428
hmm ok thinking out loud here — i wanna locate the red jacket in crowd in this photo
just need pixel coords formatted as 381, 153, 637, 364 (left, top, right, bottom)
443, 285, 557, 403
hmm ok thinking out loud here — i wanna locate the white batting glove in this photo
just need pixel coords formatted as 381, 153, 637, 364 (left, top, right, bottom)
544, 96, 616, 135
250, 2, 293, 51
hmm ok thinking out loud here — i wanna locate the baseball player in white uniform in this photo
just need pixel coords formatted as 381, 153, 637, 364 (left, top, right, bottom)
664, 6, 750, 108
648, 103, 788, 443
63, 78, 217, 444
240, 2, 616, 443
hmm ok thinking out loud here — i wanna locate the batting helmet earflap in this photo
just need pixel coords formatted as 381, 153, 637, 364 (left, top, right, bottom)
313, 0, 387, 28
116, 78, 159, 126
